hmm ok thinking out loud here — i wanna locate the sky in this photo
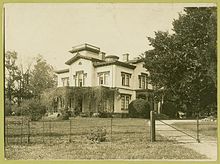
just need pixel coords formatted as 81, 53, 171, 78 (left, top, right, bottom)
4, 3, 216, 70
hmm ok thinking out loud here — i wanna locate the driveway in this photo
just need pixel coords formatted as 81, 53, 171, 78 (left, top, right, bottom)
155, 120, 217, 160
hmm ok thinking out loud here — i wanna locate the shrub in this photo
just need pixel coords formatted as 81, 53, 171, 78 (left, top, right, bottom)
156, 113, 169, 120
98, 111, 112, 118
137, 94, 146, 99
87, 128, 107, 143
4, 99, 12, 116
15, 99, 46, 121
128, 99, 151, 118
60, 110, 71, 120
161, 101, 178, 118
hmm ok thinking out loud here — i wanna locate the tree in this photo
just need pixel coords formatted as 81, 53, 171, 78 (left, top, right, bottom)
30, 55, 56, 99
5, 51, 20, 114
16, 99, 47, 121
144, 7, 217, 116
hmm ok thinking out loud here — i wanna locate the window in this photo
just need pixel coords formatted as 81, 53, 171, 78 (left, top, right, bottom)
121, 94, 131, 110
138, 74, 148, 89
99, 76, 104, 85
121, 72, 131, 86
59, 97, 65, 108
97, 71, 110, 85
73, 71, 87, 87
61, 77, 69, 86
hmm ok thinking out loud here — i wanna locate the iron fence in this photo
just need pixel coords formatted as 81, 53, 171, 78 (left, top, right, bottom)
5, 117, 150, 145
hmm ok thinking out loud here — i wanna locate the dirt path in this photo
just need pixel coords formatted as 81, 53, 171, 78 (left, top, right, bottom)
155, 120, 217, 160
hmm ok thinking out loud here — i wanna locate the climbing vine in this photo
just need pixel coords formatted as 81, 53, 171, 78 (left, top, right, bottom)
41, 86, 119, 116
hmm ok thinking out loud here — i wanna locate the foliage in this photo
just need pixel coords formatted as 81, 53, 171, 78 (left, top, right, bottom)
161, 101, 178, 118
156, 113, 169, 120
87, 127, 107, 143
144, 7, 217, 115
5, 51, 20, 106
98, 111, 112, 118
15, 99, 46, 121
41, 86, 117, 115
30, 55, 56, 99
59, 110, 71, 120
137, 94, 146, 99
5, 51, 56, 117
128, 99, 151, 118
4, 99, 12, 116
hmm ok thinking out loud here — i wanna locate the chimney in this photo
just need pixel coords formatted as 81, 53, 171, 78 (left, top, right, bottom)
122, 53, 129, 62
99, 52, 106, 60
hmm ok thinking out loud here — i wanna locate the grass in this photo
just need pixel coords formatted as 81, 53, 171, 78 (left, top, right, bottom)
5, 117, 207, 160
172, 121, 217, 138
5, 138, 207, 160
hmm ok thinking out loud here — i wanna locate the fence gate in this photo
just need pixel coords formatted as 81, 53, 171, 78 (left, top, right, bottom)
151, 112, 217, 143
149, 111, 200, 143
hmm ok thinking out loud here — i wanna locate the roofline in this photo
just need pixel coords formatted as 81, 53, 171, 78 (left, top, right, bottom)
94, 61, 136, 69
69, 43, 100, 54
105, 55, 119, 59
55, 69, 69, 74
65, 54, 104, 65
128, 58, 144, 64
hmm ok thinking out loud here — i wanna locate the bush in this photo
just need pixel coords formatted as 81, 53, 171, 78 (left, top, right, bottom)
128, 99, 151, 118
15, 99, 46, 121
98, 111, 112, 118
4, 99, 12, 116
60, 112, 70, 120
161, 101, 178, 118
87, 128, 107, 143
156, 113, 169, 120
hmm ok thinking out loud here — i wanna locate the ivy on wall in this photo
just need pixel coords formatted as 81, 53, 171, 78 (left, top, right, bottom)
41, 86, 119, 114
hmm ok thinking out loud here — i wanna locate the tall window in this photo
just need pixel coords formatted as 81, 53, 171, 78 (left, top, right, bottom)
97, 71, 110, 85
61, 77, 69, 86
73, 71, 87, 87
121, 72, 131, 86
138, 74, 148, 89
78, 72, 83, 87
121, 94, 131, 110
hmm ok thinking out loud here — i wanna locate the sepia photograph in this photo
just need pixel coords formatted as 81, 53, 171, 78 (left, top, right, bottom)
4, 3, 217, 160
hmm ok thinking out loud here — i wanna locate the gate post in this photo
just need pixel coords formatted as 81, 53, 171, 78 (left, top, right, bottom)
150, 111, 156, 142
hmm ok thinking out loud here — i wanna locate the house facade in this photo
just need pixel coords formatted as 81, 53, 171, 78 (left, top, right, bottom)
53, 43, 155, 116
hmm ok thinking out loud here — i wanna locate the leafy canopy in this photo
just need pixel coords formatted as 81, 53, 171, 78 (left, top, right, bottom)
144, 7, 217, 113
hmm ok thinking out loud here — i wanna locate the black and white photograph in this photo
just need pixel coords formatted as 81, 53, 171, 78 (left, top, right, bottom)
4, 3, 217, 160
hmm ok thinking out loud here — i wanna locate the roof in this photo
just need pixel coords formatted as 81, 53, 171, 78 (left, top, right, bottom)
55, 69, 69, 74
105, 55, 119, 59
93, 60, 136, 69
127, 58, 144, 64
65, 54, 104, 65
69, 43, 100, 54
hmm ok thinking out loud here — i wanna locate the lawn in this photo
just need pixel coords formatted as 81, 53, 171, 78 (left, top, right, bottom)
5, 117, 207, 160
172, 121, 217, 139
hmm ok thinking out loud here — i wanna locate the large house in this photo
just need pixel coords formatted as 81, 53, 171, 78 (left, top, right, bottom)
51, 43, 158, 116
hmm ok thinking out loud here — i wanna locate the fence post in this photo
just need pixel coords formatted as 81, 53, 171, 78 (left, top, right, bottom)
27, 120, 30, 144
69, 119, 72, 142
196, 112, 200, 143
49, 120, 51, 144
20, 117, 23, 145
6, 120, 8, 145
150, 111, 156, 142
43, 121, 45, 144
110, 118, 113, 142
